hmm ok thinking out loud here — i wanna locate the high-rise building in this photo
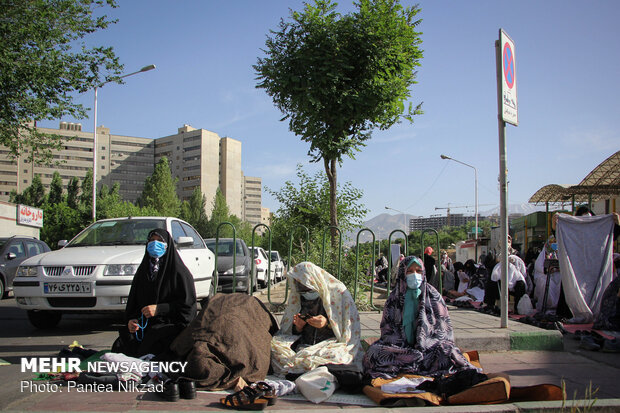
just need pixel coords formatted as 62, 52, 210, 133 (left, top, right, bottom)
0, 123, 266, 221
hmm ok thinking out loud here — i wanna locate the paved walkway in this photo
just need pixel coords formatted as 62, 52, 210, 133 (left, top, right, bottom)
3, 281, 620, 412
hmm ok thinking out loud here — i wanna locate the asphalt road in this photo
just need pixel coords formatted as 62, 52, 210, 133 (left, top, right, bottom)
0, 297, 122, 410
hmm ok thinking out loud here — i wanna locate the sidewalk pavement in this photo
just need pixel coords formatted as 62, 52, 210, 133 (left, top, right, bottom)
4, 282, 620, 412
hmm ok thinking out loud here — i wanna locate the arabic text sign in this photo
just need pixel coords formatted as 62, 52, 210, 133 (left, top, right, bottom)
500, 29, 518, 126
18, 204, 44, 228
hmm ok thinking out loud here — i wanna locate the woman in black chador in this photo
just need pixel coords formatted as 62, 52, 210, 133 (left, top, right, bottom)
114, 228, 197, 358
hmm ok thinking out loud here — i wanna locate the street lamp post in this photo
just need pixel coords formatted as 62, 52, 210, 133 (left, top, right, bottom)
385, 206, 408, 234
92, 64, 156, 222
440, 154, 478, 259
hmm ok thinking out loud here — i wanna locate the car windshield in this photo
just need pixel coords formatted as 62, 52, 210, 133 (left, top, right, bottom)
0, 239, 6, 248
67, 219, 166, 247
270, 252, 279, 260
205, 240, 245, 256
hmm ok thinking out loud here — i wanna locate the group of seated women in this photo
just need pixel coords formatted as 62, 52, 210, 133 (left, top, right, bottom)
111, 229, 484, 406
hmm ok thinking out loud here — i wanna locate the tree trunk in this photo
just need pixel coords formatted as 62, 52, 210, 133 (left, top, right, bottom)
323, 157, 338, 248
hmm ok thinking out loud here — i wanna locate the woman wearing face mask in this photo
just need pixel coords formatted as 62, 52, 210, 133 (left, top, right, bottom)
270, 262, 362, 375
363, 256, 479, 379
113, 228, 197, 358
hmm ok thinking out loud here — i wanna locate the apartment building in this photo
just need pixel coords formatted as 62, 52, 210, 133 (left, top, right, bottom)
0, 123, 266, 222
0, 122, 154, 202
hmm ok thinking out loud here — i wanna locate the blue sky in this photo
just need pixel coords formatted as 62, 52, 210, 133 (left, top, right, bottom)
38, 0, 620, 221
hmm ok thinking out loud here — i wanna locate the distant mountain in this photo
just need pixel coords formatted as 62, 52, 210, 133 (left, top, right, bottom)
345, 204, 546, 245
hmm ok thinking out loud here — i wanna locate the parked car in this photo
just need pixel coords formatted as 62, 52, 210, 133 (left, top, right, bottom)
0, 236, 51, 299
13, 217, 215, 329
204, 238, 257, 293
250, 246, 275, 288
269, 250, 285, 281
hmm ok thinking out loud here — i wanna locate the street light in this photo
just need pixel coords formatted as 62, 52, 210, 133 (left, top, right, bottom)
440, 154, 479, 256
92, 64, 156, 222
385, 206, 408, 234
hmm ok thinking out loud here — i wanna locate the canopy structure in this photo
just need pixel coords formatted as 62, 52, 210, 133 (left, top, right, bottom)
529, 151, 620, 205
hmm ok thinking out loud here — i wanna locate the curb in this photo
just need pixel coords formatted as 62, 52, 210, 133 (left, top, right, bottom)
510, 330, 564, 351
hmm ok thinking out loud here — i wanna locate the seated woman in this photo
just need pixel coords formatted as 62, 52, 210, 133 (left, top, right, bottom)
363, 256, 479, 379
271, 261, 362, 375
113, 228, 197, 358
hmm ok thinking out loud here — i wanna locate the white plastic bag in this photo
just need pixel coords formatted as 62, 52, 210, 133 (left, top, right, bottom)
295, 366, 337, 403
517, 294, 534, 316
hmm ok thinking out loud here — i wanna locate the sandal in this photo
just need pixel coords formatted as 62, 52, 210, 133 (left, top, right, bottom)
253, 381, 277, 406
220, 385, 269, 410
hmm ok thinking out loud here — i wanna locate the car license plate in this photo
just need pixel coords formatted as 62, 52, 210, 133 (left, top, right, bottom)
44, 282, 92, 294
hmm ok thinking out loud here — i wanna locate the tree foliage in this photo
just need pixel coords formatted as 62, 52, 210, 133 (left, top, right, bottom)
180, 188, 209, 237
138, 157, 180, 217
48, 171, 64, 205
255, 0, 423, 237
0, 0, 123, 162
267, 164, 368, 269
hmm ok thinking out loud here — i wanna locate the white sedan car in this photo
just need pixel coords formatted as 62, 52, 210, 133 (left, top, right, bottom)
250, 246, 275, 288
13, 217, 215, 328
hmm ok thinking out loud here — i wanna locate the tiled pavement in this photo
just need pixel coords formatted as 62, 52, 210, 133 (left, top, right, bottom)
3, 282, 620, 412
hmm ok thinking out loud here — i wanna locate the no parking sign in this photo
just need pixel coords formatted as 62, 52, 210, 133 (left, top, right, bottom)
499, 29, 518, 126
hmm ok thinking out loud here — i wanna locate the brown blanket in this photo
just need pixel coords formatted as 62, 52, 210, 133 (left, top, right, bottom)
170, 293, 279, 389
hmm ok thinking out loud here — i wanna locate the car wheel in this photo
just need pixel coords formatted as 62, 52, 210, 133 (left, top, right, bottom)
0, 276, 5, 299
27, 310, 62, 329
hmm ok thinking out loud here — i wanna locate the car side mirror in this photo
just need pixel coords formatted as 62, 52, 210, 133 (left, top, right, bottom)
7, 252, 16, 260
57, 240, 68, 248
176, 236, 193, 247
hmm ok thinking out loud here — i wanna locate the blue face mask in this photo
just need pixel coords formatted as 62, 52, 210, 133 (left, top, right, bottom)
301, 291, 320, 301
147, 240, 167, 258
406, 272, 423, 290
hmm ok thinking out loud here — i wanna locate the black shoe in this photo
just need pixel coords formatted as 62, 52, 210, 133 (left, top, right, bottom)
179, 379, 196, 400
158, 380, 180, 402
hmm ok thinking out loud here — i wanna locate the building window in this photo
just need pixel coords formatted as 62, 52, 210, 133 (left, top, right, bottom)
24, 179, 28, 183
23, 169, 28, 173
101, 166, 105, 170
101, 156, 105, 160
101, 146, 106, 150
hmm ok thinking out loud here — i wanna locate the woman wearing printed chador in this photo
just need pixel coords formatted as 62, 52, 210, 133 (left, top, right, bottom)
363, 256, 478, 379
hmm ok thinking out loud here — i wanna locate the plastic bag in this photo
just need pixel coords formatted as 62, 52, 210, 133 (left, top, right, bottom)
295, 366, 337, 403
517, 294, 535, 316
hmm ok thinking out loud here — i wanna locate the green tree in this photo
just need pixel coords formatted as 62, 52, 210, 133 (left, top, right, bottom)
67, 177, 80, 209
79, 169, 93, 209
9, 174, 46, 207
0, 0, 123, 163
138, 157, 180, 217
255, 0, 422, 242
205, 188, 233, 238
48, 171, 64, 205
41, 202, 83, 248
180, 188, 210, 236
267, 164, 368, 274
98, 183, 158, 218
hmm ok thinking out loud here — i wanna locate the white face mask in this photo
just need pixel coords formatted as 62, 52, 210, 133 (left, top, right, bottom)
301, 291, 320, 301
405, 272, 423, 289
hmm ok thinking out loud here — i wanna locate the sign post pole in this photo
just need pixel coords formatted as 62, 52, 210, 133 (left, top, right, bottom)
496, 29, 518, 328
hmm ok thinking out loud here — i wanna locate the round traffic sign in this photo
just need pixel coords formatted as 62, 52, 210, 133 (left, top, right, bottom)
503, 42, 515, 89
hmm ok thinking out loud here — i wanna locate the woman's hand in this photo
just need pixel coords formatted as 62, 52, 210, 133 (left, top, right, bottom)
128, 319, 139, 333
306, 315, 328, 329
141, 304, 158, 318
293, 313, 307, 330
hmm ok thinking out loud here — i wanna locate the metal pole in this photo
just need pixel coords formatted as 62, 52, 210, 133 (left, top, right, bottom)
496, 38, 509, 329
90, 64, 156, 222
92, 86, 98, 223
474, 166, 478, 261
